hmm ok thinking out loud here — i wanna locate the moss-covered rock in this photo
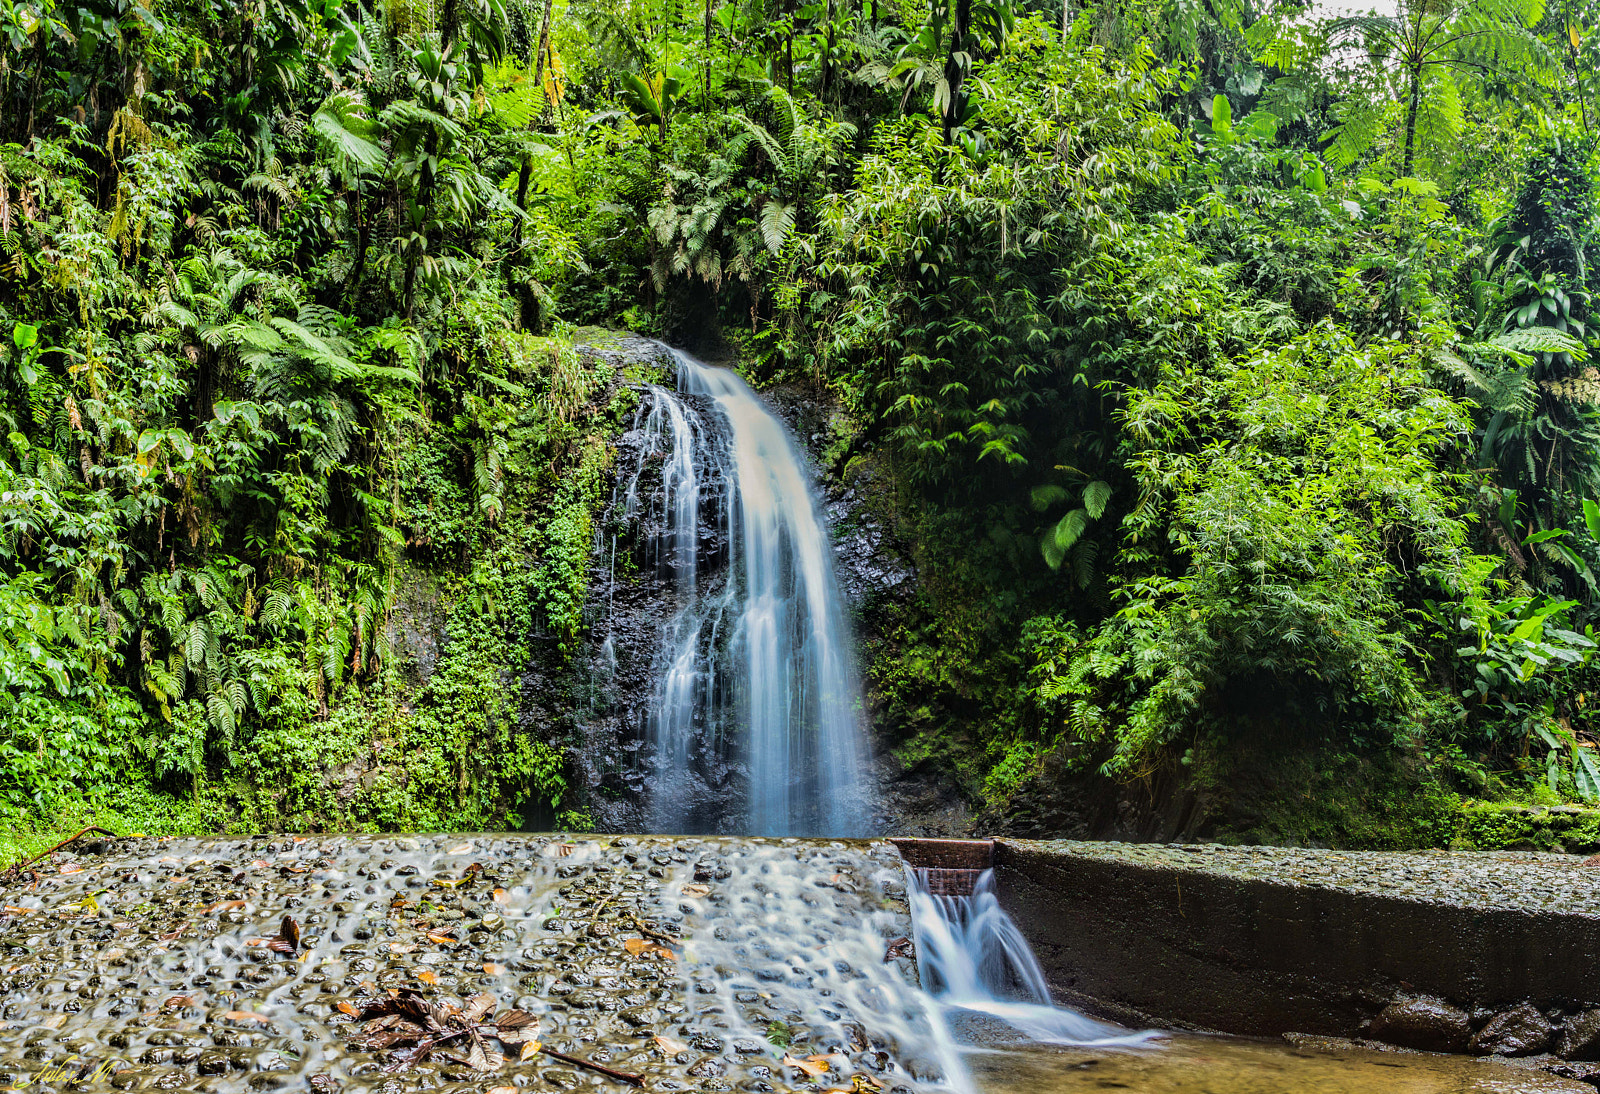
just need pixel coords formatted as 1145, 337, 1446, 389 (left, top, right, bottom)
1452, 801, 1600, 854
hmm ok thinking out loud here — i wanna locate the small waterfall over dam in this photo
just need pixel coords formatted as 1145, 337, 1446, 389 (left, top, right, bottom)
906, 868, 1151, 1048
607, 345, 871, 837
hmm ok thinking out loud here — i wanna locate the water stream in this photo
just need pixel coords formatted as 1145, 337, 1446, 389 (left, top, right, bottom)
0, 835, 1583, 1094
906, 868, 1151, 1049
616, 346, 871, 837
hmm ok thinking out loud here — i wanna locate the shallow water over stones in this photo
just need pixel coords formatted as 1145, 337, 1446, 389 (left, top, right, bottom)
0, 835, 954, 1092
0, 833, 1587, 1094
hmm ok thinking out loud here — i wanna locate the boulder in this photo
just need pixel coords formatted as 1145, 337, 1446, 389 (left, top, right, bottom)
1556, 1008, 1600, 1060
1470, 1003, 1552, 1057
1369, 995, 1473, 1053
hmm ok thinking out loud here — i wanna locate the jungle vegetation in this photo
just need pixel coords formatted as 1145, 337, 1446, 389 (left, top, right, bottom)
2, 0, 1600, 848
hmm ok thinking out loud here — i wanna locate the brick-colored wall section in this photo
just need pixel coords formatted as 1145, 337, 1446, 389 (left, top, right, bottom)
888, 838, 995, 871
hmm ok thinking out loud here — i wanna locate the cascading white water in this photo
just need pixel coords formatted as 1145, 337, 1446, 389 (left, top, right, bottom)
623, 346, 871, 836
907, 868, 1156, 1047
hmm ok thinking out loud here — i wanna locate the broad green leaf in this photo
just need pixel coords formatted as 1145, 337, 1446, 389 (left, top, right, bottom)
1052, 508, 1089, 552
1576, 747, 1600, 803
1030, 484, 1069, 512
1211, 94, 1232, 136
1082, 480, 1113, 520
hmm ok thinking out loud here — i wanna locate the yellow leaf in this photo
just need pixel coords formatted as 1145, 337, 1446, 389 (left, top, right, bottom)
624, 937, 675, 959
492, 888, 509, 904
1571, 22, 1583, 50
655, 1035, 688, 1054
520, 1041, 542, 1061
484, 963, 506, 975
417, 970, 438, 986
784, 1054, 829, 1077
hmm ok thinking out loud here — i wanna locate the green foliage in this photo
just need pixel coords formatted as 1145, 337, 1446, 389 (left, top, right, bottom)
3, 0, 1600, 845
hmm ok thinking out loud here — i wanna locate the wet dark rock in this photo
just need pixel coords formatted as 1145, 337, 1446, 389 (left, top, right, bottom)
1369, 995, 1473, 1053
1472, 1003, 1554, 1056
1558, 1008, 1600, 1059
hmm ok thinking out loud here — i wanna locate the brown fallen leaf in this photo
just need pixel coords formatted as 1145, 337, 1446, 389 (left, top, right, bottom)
224, 1010, 271, 1024
337, 1001, 361, 1017
851, 1074, 883, 1093
461, 993, 497, 1023
425, 931, 457, 945
681, 884, 710, 898
432, 877, 469, 889
202, 899, 247, 915
389, 943, 417, 954
883, 937, 914, 962
2, 906, 36, 915
784, 1054, 829, 1077
555, 843, 575, 857
416, 970, 438, 985
483, 963, 505, 975
624, 937, 675, 959
491, 888, 509, 904
493, 1009, 536, 1044
460, 1042, 504, 1071
654, 1034, 688, 1054
267, 914, 301, 954
58, 865, 83, 875
163, 995, 195, 1009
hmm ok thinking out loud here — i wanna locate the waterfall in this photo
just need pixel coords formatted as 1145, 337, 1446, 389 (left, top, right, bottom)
619, 345, 871, 836
907, 868, 1155, 1046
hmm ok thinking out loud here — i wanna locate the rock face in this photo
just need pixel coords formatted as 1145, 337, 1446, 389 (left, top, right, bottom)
1370, 996, 1474, 1053
1557, 1008, 1600, 1059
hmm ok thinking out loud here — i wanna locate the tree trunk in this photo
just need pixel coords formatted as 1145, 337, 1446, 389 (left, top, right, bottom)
346, 188, 369, 306
704, 0, 713, 109
405, 132, 439, 321
822, 0, 836, 97
942, 0, 972, 144
512, 0, 556, 241
1402, 63, 1421, 177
